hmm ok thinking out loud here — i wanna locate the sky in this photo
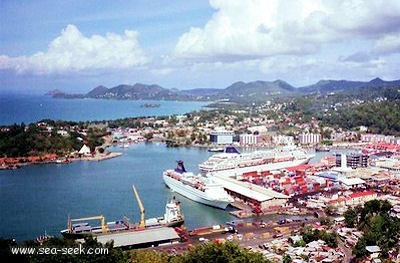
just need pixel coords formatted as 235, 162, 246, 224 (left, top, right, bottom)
1, 0, 400, 94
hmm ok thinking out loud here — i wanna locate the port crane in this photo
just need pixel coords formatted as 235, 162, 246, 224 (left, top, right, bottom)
67, 215, 107, 234
132, 184, 146, 228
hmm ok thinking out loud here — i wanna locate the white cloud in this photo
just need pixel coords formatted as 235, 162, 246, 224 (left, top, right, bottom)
374, 35, 400, 55
173, 0, 400, 62
150, 67, 176, 76
0, 24, 148, 74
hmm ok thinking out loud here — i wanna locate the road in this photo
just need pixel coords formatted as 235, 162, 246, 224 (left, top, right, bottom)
154, 218, 318, 254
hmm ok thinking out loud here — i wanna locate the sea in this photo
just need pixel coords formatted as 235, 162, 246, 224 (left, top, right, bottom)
0, 94, 334, 242
0, 94, 208, 125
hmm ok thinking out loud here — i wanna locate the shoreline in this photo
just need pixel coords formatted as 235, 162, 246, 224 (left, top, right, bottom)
0, 141, 368, 170
0, 151, 123, 170
0, 134, 123, 170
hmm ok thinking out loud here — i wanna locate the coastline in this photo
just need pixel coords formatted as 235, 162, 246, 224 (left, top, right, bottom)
0, 135, 122, 170
0, 151, 123, 170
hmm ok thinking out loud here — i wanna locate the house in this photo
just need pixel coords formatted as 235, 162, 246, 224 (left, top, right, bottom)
78, 144, 91, 156
347, 191, 378, 206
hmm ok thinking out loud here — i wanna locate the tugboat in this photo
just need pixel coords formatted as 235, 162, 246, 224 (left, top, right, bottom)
145, 197, 184, 227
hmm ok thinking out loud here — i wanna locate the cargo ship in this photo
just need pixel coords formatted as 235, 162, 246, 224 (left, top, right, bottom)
61, 185, 184, 239
199, 146, 313, 174
163, 161, 234, 209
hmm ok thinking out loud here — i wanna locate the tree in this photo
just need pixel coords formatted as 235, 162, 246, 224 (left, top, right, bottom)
128, 249, 169, 263
143, 132, 154, 141
282, 254, 292, 263
346, 199, 400, 259
344, 208, 358, 228
324, 205, 337, 216
320, 217, 333, 227
353, 237, 368, 259
170, 241, 271, 263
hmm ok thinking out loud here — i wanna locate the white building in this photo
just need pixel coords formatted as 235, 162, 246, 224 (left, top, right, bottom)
78, 144, 91, 156
272, 135, 294, 146
239, 134, 259, 146
360, 133, 398, 144
210, 129, 234, 145
298, 133, 321, 145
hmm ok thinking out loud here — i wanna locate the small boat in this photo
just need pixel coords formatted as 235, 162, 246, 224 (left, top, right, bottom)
35, 231, 53, 243
208, 147, 224, 152
315, 146, 330, 152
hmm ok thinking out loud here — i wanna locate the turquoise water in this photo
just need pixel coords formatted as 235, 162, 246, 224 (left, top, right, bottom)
0, 94, 208, 125
0, 143, 235, 241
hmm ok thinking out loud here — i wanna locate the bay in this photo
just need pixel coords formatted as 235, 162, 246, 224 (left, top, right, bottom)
0, 94, 208, 125
0, 143, 337, 242
0, 143, 235, 242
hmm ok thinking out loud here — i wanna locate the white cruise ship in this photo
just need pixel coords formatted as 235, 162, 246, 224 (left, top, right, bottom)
163, 161, 234, 209
199, 146, 314, 174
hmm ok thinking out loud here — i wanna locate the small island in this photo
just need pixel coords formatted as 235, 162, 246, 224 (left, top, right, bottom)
140, 103, 160, 108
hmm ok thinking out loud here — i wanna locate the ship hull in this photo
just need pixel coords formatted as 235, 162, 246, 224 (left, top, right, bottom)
61, 219, 184, 239
163, 174, 230, 209
61, 231, 92, 239
200, 156, 312, 174
163, 219, 185, 228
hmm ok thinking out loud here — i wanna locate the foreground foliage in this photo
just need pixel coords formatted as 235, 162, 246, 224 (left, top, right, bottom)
1, 237, 271, 263
343, 200, 400, 259
168, 241, 270, 263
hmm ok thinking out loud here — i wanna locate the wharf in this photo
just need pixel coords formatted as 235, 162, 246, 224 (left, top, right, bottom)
229, 201, 253, 218
229, 201, 310, 218
153, 217, 317, 255
83, 227, 180, 249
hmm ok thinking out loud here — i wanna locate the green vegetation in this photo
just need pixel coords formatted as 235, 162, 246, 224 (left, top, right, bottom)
323, 101, 400, 136
0, 121, 106, 158
2, 84, 400, 158
301, 228, 338, 248
319, 217, 334, 226
282, 86, 400, 136
170, 241, 270, 263
1, 238, 271, 263
343, 207, 359, 228
343, 200, 400, 259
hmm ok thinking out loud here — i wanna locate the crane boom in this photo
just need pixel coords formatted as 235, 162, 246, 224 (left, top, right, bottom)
132, 184, 146, 228
68, 215, 107, 234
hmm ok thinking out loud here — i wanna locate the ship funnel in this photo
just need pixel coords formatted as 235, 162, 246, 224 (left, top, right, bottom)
175, 160, 187, 173
225, 146, 240, 154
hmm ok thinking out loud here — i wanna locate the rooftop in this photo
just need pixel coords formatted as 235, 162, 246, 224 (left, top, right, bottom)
94, 227, 180, 248
338, 177, 366, 186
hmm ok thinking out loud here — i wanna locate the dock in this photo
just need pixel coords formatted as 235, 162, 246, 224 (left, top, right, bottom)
87, 227, 180, 248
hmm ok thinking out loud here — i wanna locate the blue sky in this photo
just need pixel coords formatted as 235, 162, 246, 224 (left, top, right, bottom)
1, 0, 400, 94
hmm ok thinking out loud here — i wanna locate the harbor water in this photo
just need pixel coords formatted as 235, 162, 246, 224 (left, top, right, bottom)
0, 143, 337, 242
0, 143, 235, 241
0, 94, 341, 241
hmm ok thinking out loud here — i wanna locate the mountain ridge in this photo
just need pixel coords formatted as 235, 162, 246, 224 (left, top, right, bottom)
48, 77, 400, 102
